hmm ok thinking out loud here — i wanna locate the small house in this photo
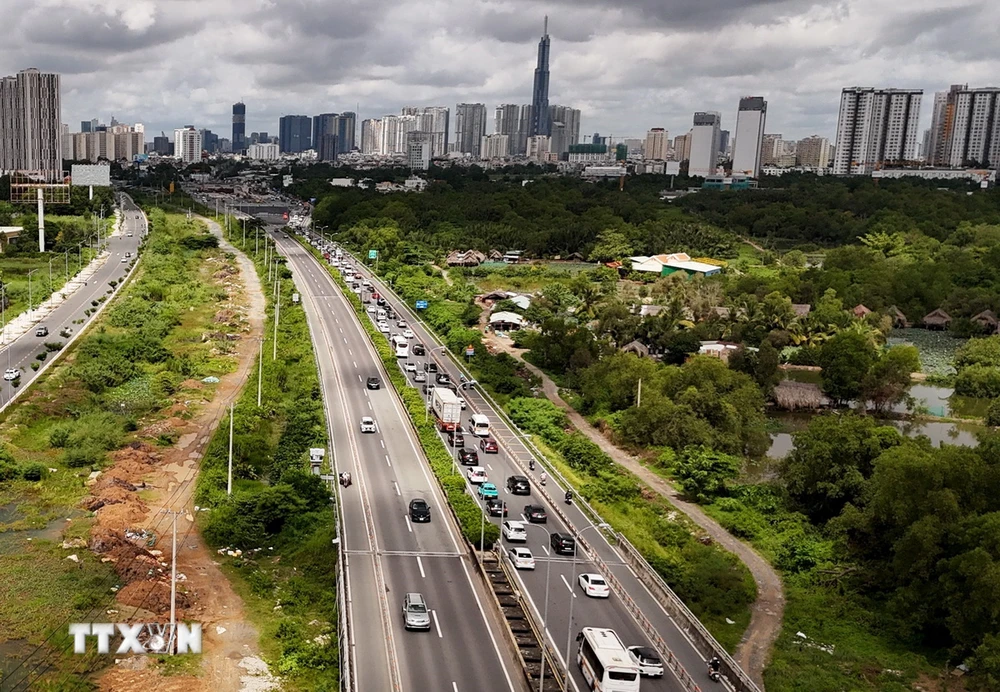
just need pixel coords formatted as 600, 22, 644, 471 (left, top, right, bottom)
446, 250, 486, 267
791, 304, 811, 318
711, 306, 731, 319
698, 341, 741, 362
488, 249, 505, 261
923, 308, 952, 330
489, 311, 524, 331
973, 310, 999, 333
853, 304, 872, 318
620, 340, 651, 358
888, 306, 910, 328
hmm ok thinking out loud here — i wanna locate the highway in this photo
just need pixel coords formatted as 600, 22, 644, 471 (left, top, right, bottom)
305, 234, 729, 692
271, 230, 524, 692
0, 194, 145, 411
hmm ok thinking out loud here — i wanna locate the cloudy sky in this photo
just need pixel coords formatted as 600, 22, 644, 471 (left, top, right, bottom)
3, 0, 999, 143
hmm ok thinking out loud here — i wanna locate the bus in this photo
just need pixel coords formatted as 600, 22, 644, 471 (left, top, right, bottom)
469, 413, 490, 437
576, 627, 641, 692
392, 335, 409, 358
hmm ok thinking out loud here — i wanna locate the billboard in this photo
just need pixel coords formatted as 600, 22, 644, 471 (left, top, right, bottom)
71, 164, 111, 187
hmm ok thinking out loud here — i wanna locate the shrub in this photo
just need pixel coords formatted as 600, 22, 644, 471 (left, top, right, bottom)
49, 425, 71, 448
69, 412, 125, 451
987, 399, 1000, 428
30, 362, 39, 371
152, 370, 181, 397
64, 444, 104, 468
36, 352, 47, 361
44, 342, 66, 352
21, 463, 46, 481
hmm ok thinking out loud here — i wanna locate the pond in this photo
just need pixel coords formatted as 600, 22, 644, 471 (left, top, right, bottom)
767, 412, 985, 459
887, 327, 965, 376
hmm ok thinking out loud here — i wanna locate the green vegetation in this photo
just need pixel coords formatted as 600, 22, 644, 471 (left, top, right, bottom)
193, 228, 337, 690
0, 209, 238, 685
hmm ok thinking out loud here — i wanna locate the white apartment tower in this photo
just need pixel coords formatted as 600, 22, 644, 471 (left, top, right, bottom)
174, 126, 202, 164
0, 68, 62, 173
360, 118, 383, 155
796, 135, 832, 168
688, 112, 721, 177
644, 128, 668, 160
731, 96, 767, 177
928, 84, 1000, 168
455, 103, 487, 157
480, 133, 510, 159
833, 87, 922, 175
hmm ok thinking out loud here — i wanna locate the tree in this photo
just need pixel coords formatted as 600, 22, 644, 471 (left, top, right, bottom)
672, 447, 741, 503
861, 346, 919, 414
729, 341, 781, 394
588, 227, 633, 263
817, 330, 878, 404
987, 398, 1000, 427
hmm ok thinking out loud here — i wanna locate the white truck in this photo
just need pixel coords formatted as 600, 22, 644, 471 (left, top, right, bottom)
431, 387, 461, 432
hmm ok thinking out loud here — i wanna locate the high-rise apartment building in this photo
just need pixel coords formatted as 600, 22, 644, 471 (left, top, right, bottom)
547, 105, 580, 155
527, 135, 550, 161
927, 84, 1000, 168
0, 68, 62, 173
312, 113, 339, 160
672, 132, 691, 161
406, 131, 433, 170
833, 87, 922, 175
400, 107, 448, 156
455, 103, 487, 156
688, 111, 721, 177
645, 128, 669, 160
530, 17, 551, 137
173, 126, 202, 164
336, 112, 356, 154
360, 118, 382, 155
494, 103, 534, 156
278, 115, 311, 153
731, 96, 767, 177
480, 134, 510, 159
232, 102, 246, 153
796, 135, 832, 168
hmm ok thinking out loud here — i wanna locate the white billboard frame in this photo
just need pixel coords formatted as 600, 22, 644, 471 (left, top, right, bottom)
71, 164, 112, 187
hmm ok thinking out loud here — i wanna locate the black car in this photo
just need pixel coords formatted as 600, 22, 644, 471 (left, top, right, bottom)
506, 475, 530, 495
412, 343, 426, 356
366, 376, 381, 390
448, 428, 465, 447
423, 362, 438, 373
458, 448, 479, 465
485, 498, 507, 517
524, 505, 547, 523
422, 384, 432, 395
435, 373, 451, 385
550, 532, 576, 555
409, 498, 431, 523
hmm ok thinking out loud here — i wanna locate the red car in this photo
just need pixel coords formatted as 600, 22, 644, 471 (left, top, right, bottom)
480, 437, 498, 454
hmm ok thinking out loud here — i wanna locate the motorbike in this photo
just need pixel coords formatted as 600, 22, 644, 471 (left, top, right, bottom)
708, 657, 721, 682
564, 492, 573, 505
529, 460, 535, 471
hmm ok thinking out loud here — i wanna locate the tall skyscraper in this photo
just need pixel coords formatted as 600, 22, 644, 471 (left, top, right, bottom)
173, 126, 202, 164
529, 17, 551, 137
833, 87, 922, 175
927, 84, 1000, 168
645, 128, 668, 160
732, 96, 767, 177
232, 102, 246, 153
200, 129, 219, 154
336, 112, 356, 154
688, 111, 721, 177
360, 118, 383, 155
494, 103, 532, 155
455, 103, 487, 156
0, 69, 62, 173
672, 132, 691, 161
278, 115, 312, 153
312, 113, 338, 160
548, 105, 580, 155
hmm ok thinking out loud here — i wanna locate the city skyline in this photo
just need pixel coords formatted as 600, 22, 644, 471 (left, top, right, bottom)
5, 1, 996, 145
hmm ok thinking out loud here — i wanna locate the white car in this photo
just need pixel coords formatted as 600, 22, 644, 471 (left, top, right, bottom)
397, 320, 407, 329
359, 416, 376, 433
377, 321, 390, 333
578, 573, 610, 598
413, 371, 427, 383
3, 368, 18, 381
501, 520, 527, 542
362, 279, 371, 287
404, 362, 417, 373
507, 547, 535, 570
366, 305, 377, 314
403, 329, 414, 339
627, 646, 664, 678
457, 397, 466, 410
466, 466, 488, 484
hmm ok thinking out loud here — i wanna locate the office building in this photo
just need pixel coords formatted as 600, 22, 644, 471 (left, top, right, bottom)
153, 134, 171, 156
455, 103, 487, 156
527, 135, 550, 161
312, 113, 339, 160
407, 131, 433, 170
645, 128, 669, 160
81, 119, 98, 133
731, 96, 767, 177
0, 68, 62, 173
927, 84, 1000, 168
232, 102, 246, 153
336, 111, 356, 153
688, 111, 722, 177
480, 133, 510, 159
796, 135, 832, 168
279, 115, 311, 153
833, 87, 922, 175
401, 107, 448, 156
247, 142, 279, 160
719, 130, 730, 157
548, 105, 581, 155
199, 129, 219, 154
530, 17, 551, 137
672, 132, 691, 161
173, 126, 202, 164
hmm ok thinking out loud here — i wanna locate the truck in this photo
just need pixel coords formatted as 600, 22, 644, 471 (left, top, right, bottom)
431, 387, 461, 431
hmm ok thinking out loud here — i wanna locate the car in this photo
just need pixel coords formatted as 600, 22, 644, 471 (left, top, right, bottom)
457, 396, 467, 410
413, 370, 427, 383
578, 573, 611, 598
627, 646, 664, 678
408, 498, 431, 523
550, 532, 576, 556
523, 505, 547, 523
3, 368, 18, 381
412, 344, 426, 356
485, 498, 507, 517
477, 482, 498, 499
423, 362, 438, 373
397, 320, 407, 328
479, 438, 498, 454
377, 321, 390, 333
458, 448, 479, 465
126, 231, 133, 237
403, 329, 414, 339
362, 279, 371, 287
359, 416, 376, 433
435, 373, 451, 385
404, 362, 417, 373
447, 427, 465, 447
366, 305, 377, 314
507, 547, 535, 570
377, 297, 387, 307
506, 475, 530, 495
502, 520, 527, 542
402, 592, 432, 630
120, 256, 128, 262
466, 466, 488, 484
366, 376, 381, 390
35, 326, 48, 337
125, 251, 132, 258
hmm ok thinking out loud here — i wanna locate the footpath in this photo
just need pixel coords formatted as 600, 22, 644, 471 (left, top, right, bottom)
484, 328, 784, 687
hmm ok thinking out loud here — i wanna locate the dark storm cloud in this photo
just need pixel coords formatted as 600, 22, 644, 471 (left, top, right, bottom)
16, 6, 200, 54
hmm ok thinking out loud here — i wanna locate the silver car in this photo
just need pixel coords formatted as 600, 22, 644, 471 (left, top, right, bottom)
402, 592, 431, 631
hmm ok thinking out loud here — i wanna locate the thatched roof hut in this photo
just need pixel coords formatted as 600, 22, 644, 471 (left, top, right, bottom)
973, 310, 999, 332
621, 340, 651, 358
888, 306, 910, 328
774, 380, 830, 410
923, 308, 952, 330
853, 304, 872, 318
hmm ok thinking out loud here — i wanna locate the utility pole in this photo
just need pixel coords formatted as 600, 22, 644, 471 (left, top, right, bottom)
273, 280, 280, 361
227, 403, 234, 495
636, 378, 642, 407
257, 337, 263, 407
158, 509, 184, 654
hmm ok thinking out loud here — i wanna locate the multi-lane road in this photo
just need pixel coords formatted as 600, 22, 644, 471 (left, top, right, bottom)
272, 230, 524, 692
0, 195, 145, 411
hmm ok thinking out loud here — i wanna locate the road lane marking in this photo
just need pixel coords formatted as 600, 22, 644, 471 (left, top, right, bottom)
417, 556, 425, 578
561, 574, 577, 596
353, 361, 357, 368
452, 683, 458, 692
385, 454, 391, 466
367, 401, 372, 410
404, 516, 412, 533
541, 545, 550, 555
432, 610, 443, 638
393, 481, 400, 496
380, 439, 385, 448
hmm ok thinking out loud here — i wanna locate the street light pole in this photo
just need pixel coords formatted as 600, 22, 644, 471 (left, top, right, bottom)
27, 269, 39, 317
565, 523, 611, 667
257, 336, 263, 407
272, 280, 279, 361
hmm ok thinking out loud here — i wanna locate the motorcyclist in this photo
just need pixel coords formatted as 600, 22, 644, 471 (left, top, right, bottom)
565, 490, 573, 504
539, 472, 547, 485
529, 459, 535, 471
708, 656, 721, 681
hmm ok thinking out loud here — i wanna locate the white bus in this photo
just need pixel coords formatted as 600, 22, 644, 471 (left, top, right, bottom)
576, 627, 641, 692
392, 335, 409, 358
469, 413, 490, 437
